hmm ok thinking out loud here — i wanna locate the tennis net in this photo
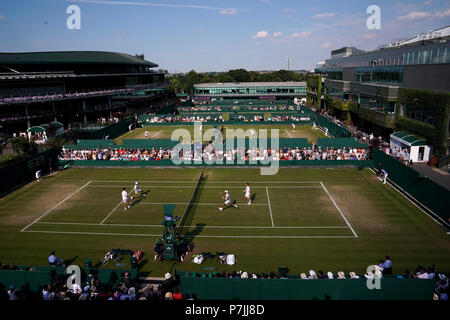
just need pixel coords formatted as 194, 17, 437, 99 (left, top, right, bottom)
178, 170, 203, 232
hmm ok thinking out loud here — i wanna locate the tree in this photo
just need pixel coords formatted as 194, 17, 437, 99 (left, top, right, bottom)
217, 73, 235, 83
10, 137, 38, 155
227, 69, 251, 82
168, 78, 184, 95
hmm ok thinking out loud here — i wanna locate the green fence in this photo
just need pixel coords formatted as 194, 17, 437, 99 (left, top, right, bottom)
0, 265, 137, 292
316, 114, 351, 138
317, 138, 367, 149
176, 271, 435, 300
80, 118, 132, 140
373, 149, 450, 227
122, 139, 181, 149
0, 147, 61, 195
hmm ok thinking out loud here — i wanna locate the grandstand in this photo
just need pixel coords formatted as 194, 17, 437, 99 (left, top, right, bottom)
0, 51, 169, 134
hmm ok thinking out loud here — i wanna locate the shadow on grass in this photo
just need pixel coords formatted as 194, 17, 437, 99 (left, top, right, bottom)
63, 256, 78, 266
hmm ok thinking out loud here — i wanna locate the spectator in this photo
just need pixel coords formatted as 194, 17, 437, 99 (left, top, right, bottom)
7, 285, 17, 300
381, 255, 393, 274
48, 251, 65, 267
123, 272, 133, 289
154, 239, 163, 260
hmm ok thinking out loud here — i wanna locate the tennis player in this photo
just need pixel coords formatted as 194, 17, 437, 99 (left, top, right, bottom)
131, 182, 145, 200
244, 183, 251, 205
219, 190, 238, 212
122, 188, 130, 210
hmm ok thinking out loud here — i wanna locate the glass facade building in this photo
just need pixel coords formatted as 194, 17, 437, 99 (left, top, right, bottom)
194, 82, 306, 98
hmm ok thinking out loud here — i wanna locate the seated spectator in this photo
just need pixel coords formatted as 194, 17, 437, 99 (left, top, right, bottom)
48, 251, 65, 267
381, 255, 392, 274
154, 239, 163, 260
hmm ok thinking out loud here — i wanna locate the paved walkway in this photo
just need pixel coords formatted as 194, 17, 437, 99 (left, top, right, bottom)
410, 163, 450, 190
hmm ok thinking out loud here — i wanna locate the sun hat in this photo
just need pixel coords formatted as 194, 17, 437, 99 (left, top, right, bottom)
241, 272, 248, 279
309, 270, 317, 278
164, 272, 172, 280
165, 292, 173, 299
300, 273, 307, 279
327, 272, 334, 279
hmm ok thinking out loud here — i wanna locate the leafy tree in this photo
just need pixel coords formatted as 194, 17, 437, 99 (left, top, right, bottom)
168, 78, 184, 95
228, 69, 251, 82
217, 73, 235, 83
10, 137, 37, 155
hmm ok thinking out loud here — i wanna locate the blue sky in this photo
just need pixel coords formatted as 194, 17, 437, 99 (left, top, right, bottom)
0, 0, 449, 72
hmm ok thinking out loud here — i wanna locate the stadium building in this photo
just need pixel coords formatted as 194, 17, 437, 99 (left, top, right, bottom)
0, 51, 168, 134
312, 25, 450, 161
193, 82, 306, 102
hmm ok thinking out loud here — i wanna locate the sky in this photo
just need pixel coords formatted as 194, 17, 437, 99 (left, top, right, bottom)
0, 0, 449, 72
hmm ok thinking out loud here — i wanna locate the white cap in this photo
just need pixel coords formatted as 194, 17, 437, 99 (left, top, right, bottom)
225, 190, 229, 193
135, 182, 139, 185
164, 272, 171, 279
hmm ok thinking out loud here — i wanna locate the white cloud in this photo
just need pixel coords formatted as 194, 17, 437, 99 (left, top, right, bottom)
435, 9, 450, 18
252, 30, 268, 39
311, 13, 335, 19
321, 42, 332, 48
292, 31, 311, 38
0, 12, 5, 20
282, 8, 296, 13
397, 11, 430, 20
273, 32, 283, 38
219, 9, 237, 15
424, 1, 432, 5
69, 0, 246, 14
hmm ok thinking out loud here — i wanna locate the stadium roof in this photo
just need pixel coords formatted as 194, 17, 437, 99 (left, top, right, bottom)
194, 82, 306, 88
0, 51, 158, 67
391, 131, 428, 146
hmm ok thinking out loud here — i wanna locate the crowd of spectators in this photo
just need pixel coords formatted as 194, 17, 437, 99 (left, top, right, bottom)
141, 115, 224, 124
59, 146, 369, 162
1, 256, 448, 300
390, 146, 412, 165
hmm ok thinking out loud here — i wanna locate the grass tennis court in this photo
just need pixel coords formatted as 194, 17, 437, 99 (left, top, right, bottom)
114, 125, 327, 144
1, 167, 449, 277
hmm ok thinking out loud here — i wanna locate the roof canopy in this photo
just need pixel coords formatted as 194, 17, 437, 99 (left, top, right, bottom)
390, 131, 428, 146
0, 51, 158, 67
27, 126, 46, 133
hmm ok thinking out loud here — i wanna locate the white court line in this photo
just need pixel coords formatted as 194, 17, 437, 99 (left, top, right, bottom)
89, 180, 323, 184
266, 186, 275, 228
100, 188, 134, 224
20, 181, 92, 232
285, 129, 293, 138
320, 181, 358, 238
138, 202, 269, 206
86, 185, 322, 189
22, 230, 356, 239
35, 221, 348, 229
150, 131, 161, 138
